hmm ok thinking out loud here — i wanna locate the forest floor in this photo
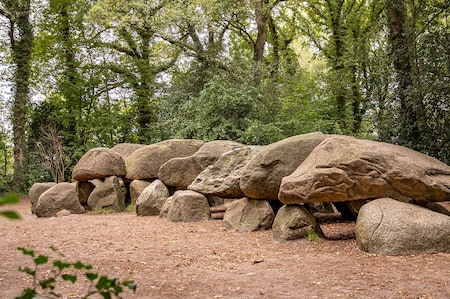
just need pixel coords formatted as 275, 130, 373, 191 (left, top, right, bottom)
0, 197, 449, 299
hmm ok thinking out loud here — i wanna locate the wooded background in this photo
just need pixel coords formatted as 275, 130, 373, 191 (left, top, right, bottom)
0, 0, 449, 193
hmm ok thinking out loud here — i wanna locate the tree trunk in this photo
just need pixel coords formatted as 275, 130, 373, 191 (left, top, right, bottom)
329, 0, 348, 132
254, 0, 267, 62
59, 4, 83, 147
386, 0, 426, 146
2, 0, 34, 191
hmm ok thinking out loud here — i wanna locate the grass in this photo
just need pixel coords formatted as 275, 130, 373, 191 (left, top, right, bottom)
307, 230, 320, 241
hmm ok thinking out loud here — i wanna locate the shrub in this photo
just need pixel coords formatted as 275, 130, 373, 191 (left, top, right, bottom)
15, 247, 137, 299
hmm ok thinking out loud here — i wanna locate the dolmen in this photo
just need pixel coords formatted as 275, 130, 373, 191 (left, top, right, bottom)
29, 133, 450, 255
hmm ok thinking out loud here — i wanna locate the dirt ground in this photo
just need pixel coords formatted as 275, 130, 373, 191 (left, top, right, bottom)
1, 197, 449, 299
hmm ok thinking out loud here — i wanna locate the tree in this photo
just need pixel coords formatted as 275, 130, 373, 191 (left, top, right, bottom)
385, 0, 427, 147
0, 0, 33, 191
297, 0, 385, 134
30, 0, 98, 178
86, 0, 179, 143
36, 125, 68, 183
381, 0, 449, 162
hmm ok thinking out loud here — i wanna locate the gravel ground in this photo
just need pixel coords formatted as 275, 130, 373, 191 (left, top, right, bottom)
0, 197, 449, 299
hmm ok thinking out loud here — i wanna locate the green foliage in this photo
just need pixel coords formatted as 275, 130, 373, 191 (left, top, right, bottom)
377, 0, 450, 164
1, 0, 449, 186
15, 247, 137, 299
307, 230, 320, 242
0, 193, 20, 219
126, 204, 136, 213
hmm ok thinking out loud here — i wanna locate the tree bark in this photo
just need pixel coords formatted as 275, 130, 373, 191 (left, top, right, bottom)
254, 0, 268, 62
386, 0, 425, 145
1, 0, 33, 191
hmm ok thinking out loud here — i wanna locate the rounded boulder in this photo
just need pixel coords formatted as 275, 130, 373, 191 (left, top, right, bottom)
72, 148, 126, 181
356, 198, 450, 255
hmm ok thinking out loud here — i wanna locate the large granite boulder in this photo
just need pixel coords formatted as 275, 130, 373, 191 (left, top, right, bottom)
35, 183, 85, 217
125, 139, 204, 181
356, 198, 450, 255
72, 148, 126, 181
240, 132, 328, 200
159, 140, 245, 189
167, 190, 210, 222
272, 205, 324, 242
279, 135, 450, 204
129, 179, 153, 205
87, 176, 125, 212
136, 180, 169, 216
188, 146, 264, 198
223, 197, 275, 232
110, 143, 145, 159
159, 196, 174, 219
29, 182, 56, 214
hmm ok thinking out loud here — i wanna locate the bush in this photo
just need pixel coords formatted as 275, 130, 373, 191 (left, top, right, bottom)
15, 247, 137, 299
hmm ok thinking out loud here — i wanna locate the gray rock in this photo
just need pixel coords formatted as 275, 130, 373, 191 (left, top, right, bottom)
223, 197, 275, 232
206, 195, 225, 206
272, 205, 324, 242
188, 146, 264, 197
240, 132, 328, 200
356, 198, 450, 255
35, 183, 85, 217
110, 143, 145, 159
29, 182, 56, 214
76, 181, 95, 205
87, 176, 125, 212
167, 190, 210, 222
72, 148, 126, 181
159, 140, 245, 189
159, 196, 173, 219
136, 180, 169, 216
129, 179, 153, 205
279, 135, 450, 204
125, 139, 204, 181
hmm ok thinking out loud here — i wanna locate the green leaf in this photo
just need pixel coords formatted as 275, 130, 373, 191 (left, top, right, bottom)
53, 260, 71, 270
113, 285, 123, 295
18, 266, 35, 276
96, 276, 112, 290
73, 261, 92, 270
0, 194, 19, 205
100, 291, 112, 299
123, 281, 137, 292
34, 255, 49, 265
39, 277, 56, 289
14, 288, 36, 299
17, 247, 35, 257
85, 272, 98, 281
0, 211, 21, 219
62, 274, 77, 283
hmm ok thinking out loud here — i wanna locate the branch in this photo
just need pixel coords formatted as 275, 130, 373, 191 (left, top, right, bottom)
0, 7, 12, 20
226, 16, 256, 47
9, 18, 15, 51
187, 23, 204, 53
154, 50, 180, 73
98, 41, 138, 58
87, 62, 138, 82
158, 32, 200, 56
118, 28, 142, 59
